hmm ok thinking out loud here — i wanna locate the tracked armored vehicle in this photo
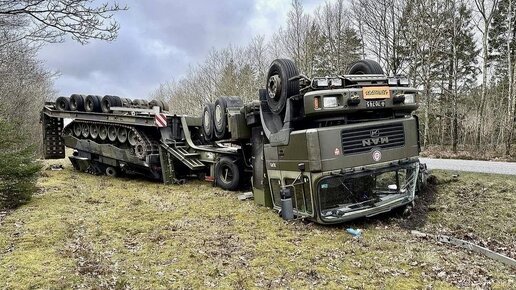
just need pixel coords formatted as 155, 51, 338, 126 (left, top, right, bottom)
42, 59, 427, 224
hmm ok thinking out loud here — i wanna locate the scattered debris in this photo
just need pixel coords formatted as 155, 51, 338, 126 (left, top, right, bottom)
238, 192, 253, 201
46, 164, 64, 171
411, 230, 516, 268
346, 228, 362, 238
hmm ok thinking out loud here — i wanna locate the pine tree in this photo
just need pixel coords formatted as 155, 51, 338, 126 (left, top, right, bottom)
0, 118, 42, 209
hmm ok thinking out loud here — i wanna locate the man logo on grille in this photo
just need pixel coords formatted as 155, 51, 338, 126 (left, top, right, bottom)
370, 129, 380, 137
372, 150, 382, 162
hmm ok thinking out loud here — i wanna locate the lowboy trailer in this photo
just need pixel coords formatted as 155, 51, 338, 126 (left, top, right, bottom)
42, 59, 428, 224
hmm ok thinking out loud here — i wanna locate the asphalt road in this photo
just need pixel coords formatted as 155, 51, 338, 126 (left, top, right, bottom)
420, 158, 516, 176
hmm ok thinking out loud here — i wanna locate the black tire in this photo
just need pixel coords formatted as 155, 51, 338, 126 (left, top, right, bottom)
346, 59, 384, 75
214, 96, 244, 139
132, 99, 148, 109
149, 99, 165, 111
121, 98, 132, 107
55, 97, 70, 111
215, 157, 240, 191
266, 59, 299, 115
69, 94, 85, 111
162, 101, 170, 111
101, 95, 122, 113
202, 103, 215, 141
85, 95, 102, 112
105, 166, 118, 177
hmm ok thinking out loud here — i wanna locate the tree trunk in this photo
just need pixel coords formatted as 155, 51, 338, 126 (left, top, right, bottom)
476, 27, 489, 150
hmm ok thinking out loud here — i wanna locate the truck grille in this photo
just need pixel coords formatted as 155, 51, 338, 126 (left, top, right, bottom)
341, 123, 405, 154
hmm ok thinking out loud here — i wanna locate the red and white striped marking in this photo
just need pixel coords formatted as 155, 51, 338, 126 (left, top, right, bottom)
154, 113, 168, 127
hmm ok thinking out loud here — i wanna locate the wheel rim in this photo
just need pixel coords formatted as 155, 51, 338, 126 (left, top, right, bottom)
117, 127, 128, 143
85, 99, 93, 111
73, 123, 82, 137
215, 105, 223, 128
90, 124, 99, 139
128, 130, 138, 146
99, 125, 107, 140
203, 111, 211, 133
220, 164, 234, 184
267, 75, 281, 100
108, 126, 117, 141
81, 124, 89, 138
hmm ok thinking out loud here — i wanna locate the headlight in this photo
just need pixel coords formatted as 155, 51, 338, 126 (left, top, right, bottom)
404, 94, 416, 104
323, 96, 338, 108
313, 78, 328, 87
330, 78, 342, 87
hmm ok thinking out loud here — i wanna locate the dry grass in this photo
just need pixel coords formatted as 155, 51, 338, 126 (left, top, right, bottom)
0, 160, 514, 289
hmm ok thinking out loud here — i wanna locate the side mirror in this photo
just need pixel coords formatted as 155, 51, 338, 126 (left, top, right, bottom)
297, 162, 305, 172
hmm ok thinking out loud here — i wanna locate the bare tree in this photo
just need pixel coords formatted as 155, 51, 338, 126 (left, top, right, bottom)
473, 0, 499, 149
0, 0, 126, 46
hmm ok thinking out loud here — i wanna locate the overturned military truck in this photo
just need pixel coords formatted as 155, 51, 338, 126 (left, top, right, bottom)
41, 59, 427, 224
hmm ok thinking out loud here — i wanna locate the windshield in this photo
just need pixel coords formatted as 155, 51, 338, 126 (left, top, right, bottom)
318, 163, 418, 218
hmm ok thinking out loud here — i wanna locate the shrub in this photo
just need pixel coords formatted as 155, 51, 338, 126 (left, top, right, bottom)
0, 119, 42, 209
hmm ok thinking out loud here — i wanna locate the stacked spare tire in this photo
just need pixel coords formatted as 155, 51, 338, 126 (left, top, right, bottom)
55, 94, 169, 113
202, 96, 244, 142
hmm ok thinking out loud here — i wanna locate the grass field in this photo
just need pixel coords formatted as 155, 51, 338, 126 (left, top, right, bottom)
0, 160, 515, 289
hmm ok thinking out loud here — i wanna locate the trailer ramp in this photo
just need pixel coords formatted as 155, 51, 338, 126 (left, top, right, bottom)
159, 142, 205, 184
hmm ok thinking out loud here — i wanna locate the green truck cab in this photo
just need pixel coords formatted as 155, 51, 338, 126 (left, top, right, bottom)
253, 59, 425, 224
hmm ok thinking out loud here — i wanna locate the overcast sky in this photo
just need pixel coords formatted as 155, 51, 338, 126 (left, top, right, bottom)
38, 0, 319, 99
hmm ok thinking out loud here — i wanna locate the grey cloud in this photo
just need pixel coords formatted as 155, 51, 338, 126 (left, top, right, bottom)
37, 0, 298, 99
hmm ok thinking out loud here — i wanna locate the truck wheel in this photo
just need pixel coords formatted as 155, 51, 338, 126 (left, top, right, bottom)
202, 103, 215, 141
101, 95, 122, 113
56, 97, 70, 111
105, 166, 118, 177
120, 97, 132, 108
85, 95, 102, 112
69, 94, 85, 111
346, 59, 384, 75
215, 157, 240, 191
149, 99, 166, 111
99, 125, 108, 140
214, 96, 244, 139
132, 99, 148, 109
266, 59, 299, 115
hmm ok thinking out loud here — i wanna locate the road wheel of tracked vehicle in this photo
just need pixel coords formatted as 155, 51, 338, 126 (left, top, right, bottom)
202, 103, 215, 141
266, 59, 300, 115
213, 96, 244, 139
105, 166, 119, 177
215, 157, 240, 191
101, 95, 123, 113
107, 126, 117, 142
90, 124, 99, 139
73, 122, 82, 137
69, 94, 85, 111
127, 130, 138, 146
56, 97, 70, 111
117, 127, 128, 143
346, 59, 384, 75
81, 123, 90, 138
85, 95, 102, 112
99, 125, 108, 140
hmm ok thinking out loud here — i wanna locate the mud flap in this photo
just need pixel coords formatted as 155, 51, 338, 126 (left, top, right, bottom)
42, 113, 65, 159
